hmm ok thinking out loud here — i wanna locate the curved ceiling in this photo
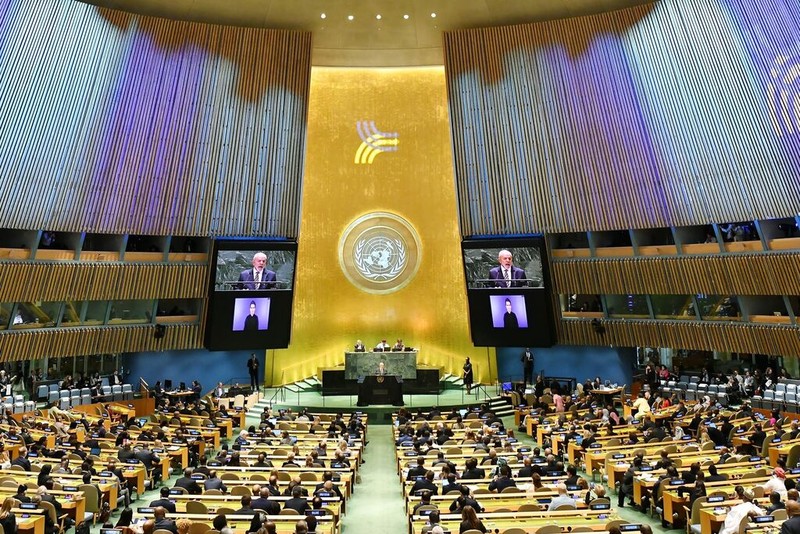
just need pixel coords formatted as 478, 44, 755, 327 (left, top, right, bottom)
83, 0, 655, 66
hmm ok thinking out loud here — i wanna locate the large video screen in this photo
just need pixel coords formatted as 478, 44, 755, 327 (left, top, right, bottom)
204, 240, 297, 350
462, 237, 555, 347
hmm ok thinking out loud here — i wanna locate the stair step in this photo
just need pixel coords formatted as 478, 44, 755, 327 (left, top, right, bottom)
283, 384, 301, 393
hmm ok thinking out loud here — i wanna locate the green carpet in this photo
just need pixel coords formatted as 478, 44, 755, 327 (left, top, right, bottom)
339, 424, 408, 534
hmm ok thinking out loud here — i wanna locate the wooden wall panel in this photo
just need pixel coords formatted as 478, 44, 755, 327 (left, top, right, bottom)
0, 1, 311, 237
0, 263, 208, 302
0, 324, 203, 361
444, 0, 800, 236
551, 253, 800, 296
558, 319, 800, 357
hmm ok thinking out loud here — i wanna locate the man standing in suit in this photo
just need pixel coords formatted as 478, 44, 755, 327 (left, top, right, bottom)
488, 250, 527, 288
238, 252, 277, 290
247, 353, 259, 390
521, 348, 534, 386
376, 362, 388, 376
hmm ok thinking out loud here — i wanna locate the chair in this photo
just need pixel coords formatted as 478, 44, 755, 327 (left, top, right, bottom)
535, 526, 562, 534
414, 504, 438, 514
501, 486, 521, 493
299, 472, 318, 482
230, 486, 251, 496
279, 508, 298, 515
249, 474, 267, 481
79, 483, 101, 524
154, 530, 175, 534
571, 529, 593, 533
771, 509, 788, 520
188, 523, 211, 534
204, 489, 223, 495
185, 501, 208, 514
502, 529, 527, 534
517, 503, 540, 511
588, 498, 610, 506
215, 507, 235, 516
39, 500, 69, 534
553, 504, 577, 511
736, 514, 750, 534
219, 473, 239, 480
685, 497, 706, 534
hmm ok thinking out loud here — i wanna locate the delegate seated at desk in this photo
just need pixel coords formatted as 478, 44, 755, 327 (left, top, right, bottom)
353, 340, 366, 352
374, 339, 390, 352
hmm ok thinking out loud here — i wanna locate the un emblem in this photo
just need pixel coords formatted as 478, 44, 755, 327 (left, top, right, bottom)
339, 212, 422, 294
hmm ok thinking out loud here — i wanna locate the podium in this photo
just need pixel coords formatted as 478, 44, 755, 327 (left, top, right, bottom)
357, 375, 403, 406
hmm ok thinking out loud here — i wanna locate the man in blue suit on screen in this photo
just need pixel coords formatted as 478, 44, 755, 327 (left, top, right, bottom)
488, 250, 527, 288
238, 252, 277, 289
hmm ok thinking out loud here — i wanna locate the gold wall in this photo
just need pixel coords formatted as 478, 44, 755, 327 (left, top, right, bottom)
268, 67, 490, 386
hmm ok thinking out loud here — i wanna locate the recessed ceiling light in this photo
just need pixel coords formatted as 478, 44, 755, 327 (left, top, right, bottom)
320, 13, 326, 19
431, 13, 437, 18
403, 14, 410, 20
376, 14, 382, 20
347, 15, 354, 21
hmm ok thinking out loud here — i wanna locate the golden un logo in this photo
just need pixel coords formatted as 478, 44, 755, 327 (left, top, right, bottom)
354, 121, 399, 164
339, 212, 421, 294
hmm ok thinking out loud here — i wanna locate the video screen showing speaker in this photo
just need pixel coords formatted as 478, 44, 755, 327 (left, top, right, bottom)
462, 237, 555, 347
205, 240, 297, 350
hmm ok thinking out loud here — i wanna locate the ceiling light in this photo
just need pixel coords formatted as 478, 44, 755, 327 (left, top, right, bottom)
403, 14, 410, 20
376, 14, 382, 20
347, 15, 354, 21
320, 13, 326, 19
431, 13, 437, 18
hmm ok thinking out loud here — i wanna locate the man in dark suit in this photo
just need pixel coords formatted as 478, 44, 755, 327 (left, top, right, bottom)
353, 340, 366, 352
134, 445, 162, 486
203, 470, 227, 493
408, 457, 427, 478
449, 486, 483, 513
759, 491, 791, 534
376, 361, 388, 376
247, 353, 260, 390
410, 471, 438, 496
488, 464, 516, 493
243, 301, 260, 331
234, 495, 257, 516
441, 474, 464, 496
488, 249, 527, 288
153, 507, 178, 534
521, 348, 534, 385
461, 458, 486, 480
149, 487, 177, 513
284, 486, 310, 514
173, 467, 202, 495
251, 488, 280, 515
238, 252, 277, 290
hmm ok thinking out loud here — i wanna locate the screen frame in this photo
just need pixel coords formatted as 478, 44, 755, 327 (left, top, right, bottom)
461, 236, 556, 348
204, 238, 298, 350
